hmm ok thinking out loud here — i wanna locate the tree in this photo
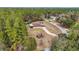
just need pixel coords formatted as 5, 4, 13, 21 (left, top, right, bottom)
51, 33, 68, 51
0, 14, 37, 51
57, 17, 75, 28
23, 37, 37, 51
51, 23, 79, 51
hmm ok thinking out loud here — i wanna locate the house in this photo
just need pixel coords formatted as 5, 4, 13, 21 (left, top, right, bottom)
50, 16, 57, 20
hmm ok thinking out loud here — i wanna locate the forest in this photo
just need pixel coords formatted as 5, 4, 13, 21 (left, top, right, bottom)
0, 8, 79, 51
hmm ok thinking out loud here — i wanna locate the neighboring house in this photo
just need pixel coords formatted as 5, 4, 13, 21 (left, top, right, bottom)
42, 13, 66, 22
58, 14, 65, 17
50, 16, 57, 21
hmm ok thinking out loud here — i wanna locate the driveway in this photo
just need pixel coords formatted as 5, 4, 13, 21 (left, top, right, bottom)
34, 27, 58, 37
50, 22, 68, 34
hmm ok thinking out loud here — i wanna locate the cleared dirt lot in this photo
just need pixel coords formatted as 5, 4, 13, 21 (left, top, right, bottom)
28, 28, 57, 50
27, 21, 61, 50
43, 21, 62, 34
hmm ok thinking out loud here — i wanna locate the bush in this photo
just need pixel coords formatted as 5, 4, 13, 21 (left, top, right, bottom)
23, 37, 37, 51
57, 17, 75, 28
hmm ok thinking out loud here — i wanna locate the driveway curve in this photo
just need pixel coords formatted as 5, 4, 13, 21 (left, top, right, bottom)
50, 22, 68, 34
34, 27, 58, 37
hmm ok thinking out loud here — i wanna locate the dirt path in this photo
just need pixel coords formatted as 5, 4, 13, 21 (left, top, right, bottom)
34, 27, 58, 37
50, 22, 68, 34
43, 18, 68, 34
